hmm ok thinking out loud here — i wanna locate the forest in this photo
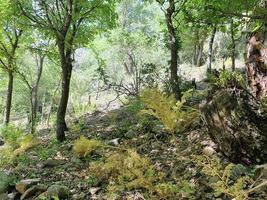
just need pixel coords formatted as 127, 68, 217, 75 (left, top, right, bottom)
0, 0, 266, 199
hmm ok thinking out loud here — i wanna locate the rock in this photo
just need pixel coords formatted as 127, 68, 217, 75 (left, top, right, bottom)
151, 124, 165, 135
0, 171, 11, 194
72, 192, 86, 200
47, 184, 70, 199
15, 178, 40, 194
7, 192, 20, 200
43, 159, 66, 168
108, 138, 120, 146
124, 129, 137, 139
20, 184, 47, 200
203, 146, 216, 157
89, 187, 100, 195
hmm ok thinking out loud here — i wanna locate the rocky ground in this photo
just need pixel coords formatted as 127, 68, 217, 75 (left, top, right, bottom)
0, 100, 266, 199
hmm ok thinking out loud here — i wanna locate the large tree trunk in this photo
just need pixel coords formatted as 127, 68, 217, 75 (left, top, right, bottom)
56, 42, 73, 142
5, 71, 13, 125
207, 27, 217, 72
246, 35, 267, 99
166, 0, 181, 100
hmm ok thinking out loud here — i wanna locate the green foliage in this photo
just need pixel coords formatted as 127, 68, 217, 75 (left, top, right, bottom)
0, 125, 36, 167
140, 88, 199, 134
195, 156, 253, 200
155, 181, 195, 200
73, 136, 103, 157
0, 124, 24, 149
211, 70, 246, 88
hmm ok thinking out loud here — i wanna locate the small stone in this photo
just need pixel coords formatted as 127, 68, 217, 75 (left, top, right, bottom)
16, 178, 40, 194
47, 184, 70, 199
203, 146, 216, 156
73, 192, 86, 200
124, 129, 136, 139
89, 187, 100, 195
7, 192, 20, 200
108, 138, 120, 146
43, 159, 66, 168
20, 184, 47, 200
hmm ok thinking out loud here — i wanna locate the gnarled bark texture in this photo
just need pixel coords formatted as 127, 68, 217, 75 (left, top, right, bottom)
246, 35, 267, 99
202, 35, 267, 165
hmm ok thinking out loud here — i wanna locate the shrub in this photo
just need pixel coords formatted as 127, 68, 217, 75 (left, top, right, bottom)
194, 156, 253, 200
155, 181, 195, 200
140, 88, 199, 134
213, 70, 245, 88
0, 127, 37, 167
73, 136, 103, 157
89, 150, 161, 199
0, 124, 24, 149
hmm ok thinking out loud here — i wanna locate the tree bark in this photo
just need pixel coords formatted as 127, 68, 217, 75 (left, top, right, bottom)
5, 71, 14, 125
56, 42, 73, 142
166, 0, 181, 100
230, 20, 236, 71
246, 35, 267, 99
196, 43, 204, 67
30, 54, 44, 133
207, 27, 217, 72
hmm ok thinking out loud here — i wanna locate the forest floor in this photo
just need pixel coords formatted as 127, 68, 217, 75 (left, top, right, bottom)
1, 100, 266, 200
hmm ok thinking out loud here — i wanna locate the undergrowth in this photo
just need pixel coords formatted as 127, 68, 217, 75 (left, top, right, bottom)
194, 155, 254, 200
73, 136, 103, 157
140, 88, 199, 134
0, 125, 37, 167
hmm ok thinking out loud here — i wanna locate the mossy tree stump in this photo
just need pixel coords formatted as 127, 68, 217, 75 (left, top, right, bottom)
202, 35, 267, 165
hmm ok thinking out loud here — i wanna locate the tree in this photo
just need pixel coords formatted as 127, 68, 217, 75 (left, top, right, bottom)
156, 0, 187, 100
17, 0, 117, 141
0, 1, 23, 125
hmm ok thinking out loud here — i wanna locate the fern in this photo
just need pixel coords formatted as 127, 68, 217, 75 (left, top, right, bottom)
195, 156, 253, 200
140, 88, 199, 134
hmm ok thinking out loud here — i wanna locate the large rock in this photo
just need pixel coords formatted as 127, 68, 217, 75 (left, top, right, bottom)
202, 88, 267, 164
47, 184, 70, 199
16, 179, 40, 194
20, 184, 47, 200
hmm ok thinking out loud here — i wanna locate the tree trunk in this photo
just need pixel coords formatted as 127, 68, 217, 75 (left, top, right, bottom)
246, 35, 267, 99
5, 71, 14, 125
207, 27, 217, 72
56, 42, 73, 141
230, 20, 236, 71
166, 0, 181, 100
196, 43, 204, 67
31, 55, 44, 133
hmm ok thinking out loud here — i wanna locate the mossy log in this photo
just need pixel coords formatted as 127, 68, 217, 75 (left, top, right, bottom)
202, 88, 267, 164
